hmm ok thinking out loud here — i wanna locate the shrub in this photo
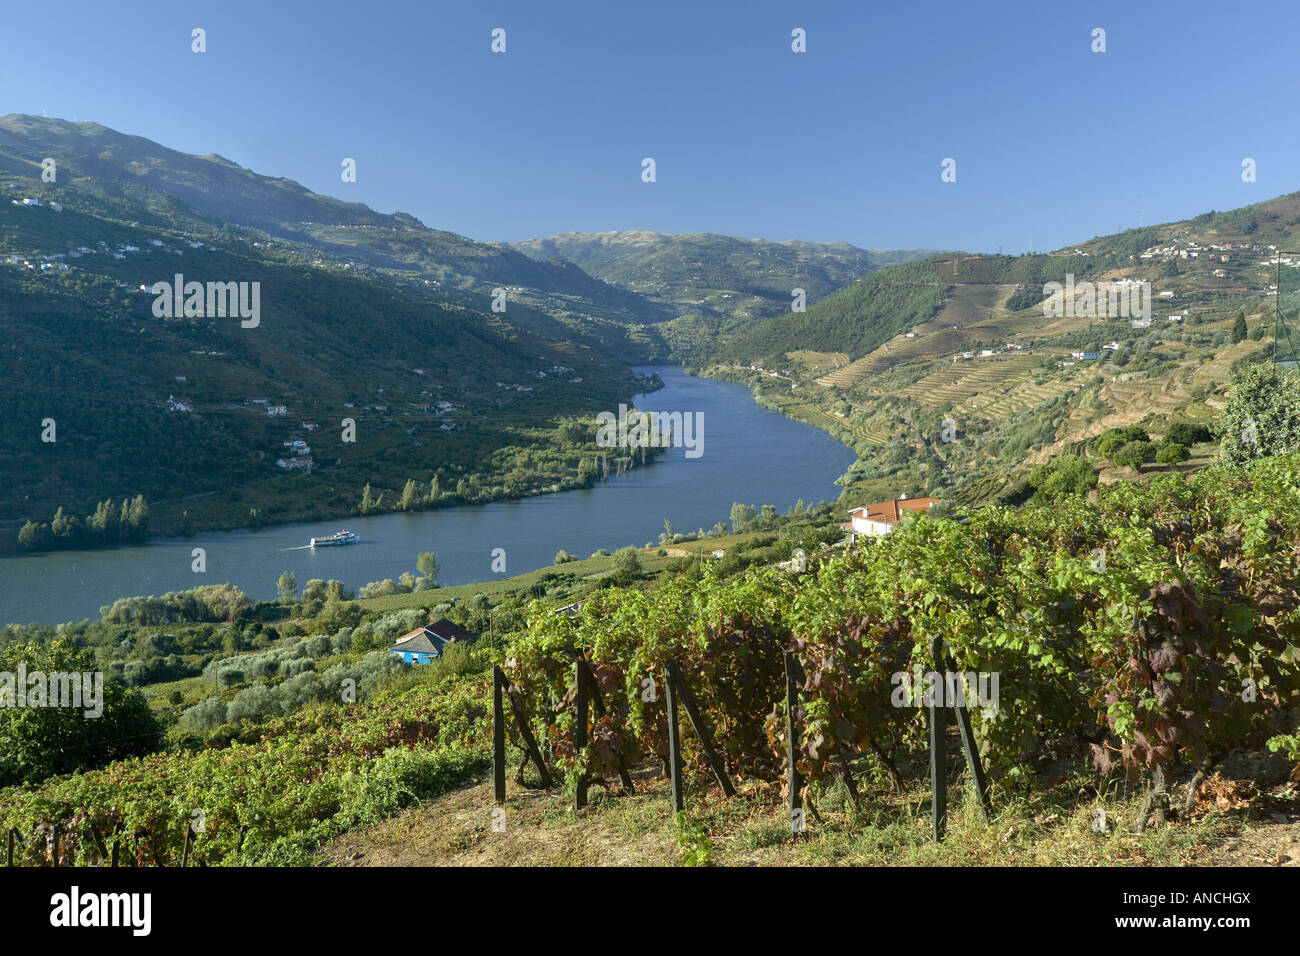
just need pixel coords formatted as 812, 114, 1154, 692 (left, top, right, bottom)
613, 546, 642, 576
305, 634, 331, 658
1112, 440, 1155, 469
179, 696, 229, 733
1164, 422, 1212, 447
228, 684, 277, 722
1028, 455, 1097, 501
1096, 426, 1150, 460
1155, 442, 1190, 464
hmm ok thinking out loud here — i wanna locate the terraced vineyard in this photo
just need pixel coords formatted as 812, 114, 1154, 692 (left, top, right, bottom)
814, 285, 1023, 391
950, 469, 1011, 504
786, 350, 850, 372
816, 328, 972, 388
1022, 352, 1236, 465
768, 399, 891, 447
965, 368, 1086, 421
902, 355, 1042, 408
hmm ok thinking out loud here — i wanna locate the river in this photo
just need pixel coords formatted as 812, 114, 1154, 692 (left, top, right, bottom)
0, 367, 857, 626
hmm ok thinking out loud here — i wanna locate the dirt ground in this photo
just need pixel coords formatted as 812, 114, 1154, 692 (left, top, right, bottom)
321, 766, 682, 867
319, 762, 1300, 868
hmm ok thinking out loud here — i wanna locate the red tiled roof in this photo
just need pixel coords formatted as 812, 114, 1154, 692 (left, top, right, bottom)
848, 497, 941, 525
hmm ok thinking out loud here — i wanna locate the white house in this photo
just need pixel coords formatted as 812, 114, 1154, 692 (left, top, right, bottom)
846, 496, 941, 537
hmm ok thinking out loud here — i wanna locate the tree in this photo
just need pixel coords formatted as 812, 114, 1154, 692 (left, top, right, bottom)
613, 546, 641, 577
416, 551, 440, 587
276, 571, 298, 604
1232, 312, 1247, 344
50, 506, 74, 539
554, 549, 575, 564
504, 467, 529, 497
1096, 426, 1150, 460
1217, 364, 1300, 466
360, 483, 379, 514
0, 639, 163, 786
88, 499, 117, 538
428, 476, 441, 502
1112, 440, 1155, 470
729, 502, 756, 533
399, 479, 420, 511
1165, 422, 1212, 447
126, 495, 150, 535
1156, 442, 1190, 464
1028, 455, 1098, 501
16, 521, 49, 550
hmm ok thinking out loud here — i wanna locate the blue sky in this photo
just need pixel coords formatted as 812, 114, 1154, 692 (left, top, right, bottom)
2, 0, 1296, 252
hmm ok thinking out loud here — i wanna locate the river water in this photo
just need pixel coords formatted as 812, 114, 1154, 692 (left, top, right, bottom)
0, 367, 856, 626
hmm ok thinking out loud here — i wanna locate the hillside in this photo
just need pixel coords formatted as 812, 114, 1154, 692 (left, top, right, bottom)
700, 194, 1300, 507
0, 147, 658, 547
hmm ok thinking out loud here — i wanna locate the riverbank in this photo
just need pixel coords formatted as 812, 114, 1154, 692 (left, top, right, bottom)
696, 362, 869, 462
2, 372, 670, 555
0, 367, 857, 625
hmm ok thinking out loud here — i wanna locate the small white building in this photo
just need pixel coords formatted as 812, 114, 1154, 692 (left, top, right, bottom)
846, 496, 941, 537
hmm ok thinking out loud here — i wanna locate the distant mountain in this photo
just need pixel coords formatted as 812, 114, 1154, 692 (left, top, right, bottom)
512, 230, 940, 327
0, 115, 669, 329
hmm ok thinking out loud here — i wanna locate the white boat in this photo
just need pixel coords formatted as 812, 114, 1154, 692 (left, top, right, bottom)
310, 529, 359, 547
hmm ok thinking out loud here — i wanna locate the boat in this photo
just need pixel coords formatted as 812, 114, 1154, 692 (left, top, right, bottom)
310, 529, 359, 547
